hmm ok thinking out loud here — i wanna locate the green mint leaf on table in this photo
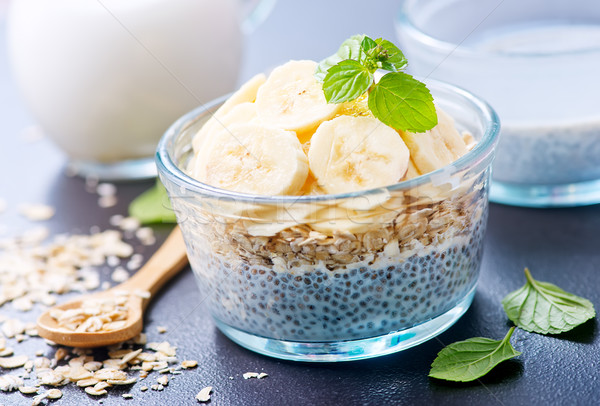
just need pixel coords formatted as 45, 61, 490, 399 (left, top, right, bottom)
314, 34, 365, 82
129, 180, 177, 224
502, 268, 596, 335
322, 60, 373, 103
374, 38, 407, 72
429, 327, 521, 382
368, 72, 437, 133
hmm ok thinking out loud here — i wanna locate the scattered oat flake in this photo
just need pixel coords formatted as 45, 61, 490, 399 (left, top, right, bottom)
0, 375, 24, 392
85, 386, 108, 396
0, 355, 28, 369
84, 361, 102, 371
32, 392, 49, 406
181, 360, 198, 369
196, 386, 213, 403
140, 386, 148, 392
0, 348, 14, 357
134, 289, 151, 299
54, 347, 69, 361
110, 214, 124, 226
136, 227, 156, 246
96, 183, 117, 197
107, 377, 137, 386
122, 393, 133, 399
157, 326, 167, 334
120, 349, 143, 365
157, 375, 169, 386
77, 378, 100, 388
98, 195, 118, 208
18, 386, 38, 394
111, 267, 130, 283
120, 217, 141, 232
243, 372, 268, 379
47, 388, 63, 399
2, 318, 26, 338
12, 296, 33, 312
18, 203, 55, 221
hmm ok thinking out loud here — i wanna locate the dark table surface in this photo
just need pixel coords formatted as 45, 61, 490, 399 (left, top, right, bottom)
1, 1, 599, 405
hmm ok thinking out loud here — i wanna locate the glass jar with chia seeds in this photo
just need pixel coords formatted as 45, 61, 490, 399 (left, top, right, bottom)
156, 80, 500, 362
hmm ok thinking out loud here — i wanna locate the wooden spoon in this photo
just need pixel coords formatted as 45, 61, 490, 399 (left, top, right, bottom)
37, 226, 188, 348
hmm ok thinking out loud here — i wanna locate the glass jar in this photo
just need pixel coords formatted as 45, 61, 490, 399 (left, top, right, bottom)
397, 0, 600, 207
156, 80, 500, 361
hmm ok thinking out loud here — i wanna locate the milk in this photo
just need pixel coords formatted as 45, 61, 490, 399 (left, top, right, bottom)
7, 0, 243, 173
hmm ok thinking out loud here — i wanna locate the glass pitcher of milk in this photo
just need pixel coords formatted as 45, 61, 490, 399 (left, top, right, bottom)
7, 0, 275, 180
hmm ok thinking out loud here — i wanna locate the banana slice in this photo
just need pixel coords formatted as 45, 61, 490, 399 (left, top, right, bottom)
188, 102, 258, 175
192, 73, 266, 153
400, 106, 467, 175
435, 107, 468, 157
401, 158, 421, 181
194, 123, 308, 196
255, 60, 340, 133
308, 115, 410, 194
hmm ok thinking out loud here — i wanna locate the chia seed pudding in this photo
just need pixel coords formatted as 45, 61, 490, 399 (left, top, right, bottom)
171, 176, 488, 342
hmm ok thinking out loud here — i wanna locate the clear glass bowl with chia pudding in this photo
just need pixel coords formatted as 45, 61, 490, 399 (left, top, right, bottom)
397, 0, 600, 207
156, 80, 500, 362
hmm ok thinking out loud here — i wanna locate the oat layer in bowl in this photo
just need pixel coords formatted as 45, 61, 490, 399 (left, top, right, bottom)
156, 80, 500, 362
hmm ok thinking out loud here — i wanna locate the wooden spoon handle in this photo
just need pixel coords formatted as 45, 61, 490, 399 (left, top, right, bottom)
119, 226, 188, 303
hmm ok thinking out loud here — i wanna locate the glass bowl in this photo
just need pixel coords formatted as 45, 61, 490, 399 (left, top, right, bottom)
396, 0, 600, 207
156, 80, 500, 362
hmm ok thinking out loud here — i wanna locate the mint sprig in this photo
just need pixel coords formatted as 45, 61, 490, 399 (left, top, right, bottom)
322, 60, 372, 104
429, 327, 521, 382
315, 35, 437, 133
502, 268, 596, 335
314, 34, 365, 82
368, 72, 436, 132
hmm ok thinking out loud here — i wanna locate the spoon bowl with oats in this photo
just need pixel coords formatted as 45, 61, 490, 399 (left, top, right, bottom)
37, 227, 188, 348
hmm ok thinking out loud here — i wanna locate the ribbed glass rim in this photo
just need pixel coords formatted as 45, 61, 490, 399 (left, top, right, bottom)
397, 0, 600, 58
156, 79, 500, 204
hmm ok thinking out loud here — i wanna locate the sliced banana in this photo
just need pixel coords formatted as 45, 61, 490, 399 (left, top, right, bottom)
192, 73, 266, 153
189, 102, 258, 176
220, 73, 266, 114
255, 60, 340, 133
401, 158, 421, 181
308, 115, 410, 194
211, 102, 258, 135
435, 107, 468, 157
194, 123, 308, 196
400, 106, 467, 175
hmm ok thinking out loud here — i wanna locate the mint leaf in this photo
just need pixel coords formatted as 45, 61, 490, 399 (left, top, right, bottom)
315, 34, 365, 82
129, 180, 177, 224
429, 327, 521, 382
375, 38, 407, 72
322, 60, 373, 104
368, 72, 437, 132
502, 268, 596, 335
359, 36, 378, 63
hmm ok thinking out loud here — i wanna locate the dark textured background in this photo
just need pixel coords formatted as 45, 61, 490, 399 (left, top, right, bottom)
1, 1, 599, 405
